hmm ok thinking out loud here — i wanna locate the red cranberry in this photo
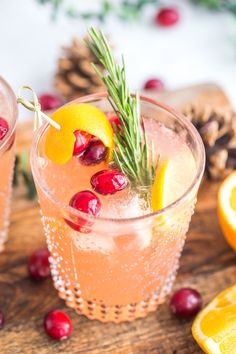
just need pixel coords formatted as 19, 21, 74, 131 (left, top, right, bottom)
66, 190, 101, 232
0, 117, 9, 141
80, 139, 108, 165
69, 190, 101, 216
28, 249, 51, 281
0, 310, 4, 330
39, 93, 62, 111
90, 169, 128, 195
107, 113, 122, 132
73, 130, 92, 156
169, 288, 202, 319
44, 309, 72, 340
155, 7, 180, 27
144, 78, 164, 91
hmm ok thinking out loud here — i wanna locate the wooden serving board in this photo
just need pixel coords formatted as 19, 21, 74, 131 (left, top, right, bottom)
1, 84, 236, 354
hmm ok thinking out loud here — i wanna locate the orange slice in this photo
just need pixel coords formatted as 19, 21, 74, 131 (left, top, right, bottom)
192, 285, 236, 353
151, 160, 171, 212
218, 171, 236, 251
45, 103, 114, 164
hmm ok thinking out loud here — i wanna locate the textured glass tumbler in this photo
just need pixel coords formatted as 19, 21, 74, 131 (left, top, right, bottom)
31, 93, 205, 323
0, 77, 17, 251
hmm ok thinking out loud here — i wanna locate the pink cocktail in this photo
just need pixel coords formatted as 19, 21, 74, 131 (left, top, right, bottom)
0, 77, 17, 250
31, 93, 205, 322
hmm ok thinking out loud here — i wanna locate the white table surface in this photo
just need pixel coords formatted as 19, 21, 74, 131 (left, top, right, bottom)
0, 0, 236, 121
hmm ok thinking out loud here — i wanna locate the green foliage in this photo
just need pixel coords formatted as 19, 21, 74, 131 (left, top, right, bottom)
193, 0, 222, 9
36, 0, 236, 22
36, 0, 159, 22
14, 153, 36, 200
193, 0, 236, 14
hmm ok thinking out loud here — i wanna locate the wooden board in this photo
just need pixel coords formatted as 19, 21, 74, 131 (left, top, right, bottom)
1, 83, 236, 354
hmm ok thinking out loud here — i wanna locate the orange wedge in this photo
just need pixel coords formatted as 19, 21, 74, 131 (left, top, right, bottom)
151, 160, 171, 212
218, 171, 236, 251
45, 103, 114, 164
192, 285, 236, 354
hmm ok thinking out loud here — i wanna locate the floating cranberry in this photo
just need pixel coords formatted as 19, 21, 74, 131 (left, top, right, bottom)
0, 117, 9, 141
73, 130, 92, 156
39, 93, 62, 111
144, 78, 164, 91
44, 309, 72, 340
69, 190, 101, 216
169, 288, 202, 319
80, 139, 108, 165
28, 249, 51, 281
91, 169, 128, 195
155, 7, 180, 27
0, 310, 4, 330
108, 113, 122, 132
66, 190, 101, 232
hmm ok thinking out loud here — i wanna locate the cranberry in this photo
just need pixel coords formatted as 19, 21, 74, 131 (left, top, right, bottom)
0, 117, 9, 141
66, 190, 101, 232
0, 310, 4, 330
144, 78, 164, 91
107, 113, 122, 132
69, 190, 101, 216
170, 288, 202, 319
155, 7, 180, 27
80, 139, 108, 165
39, 93, 62, 111
28, 249, 51, 281
73, 130, 92, 156
90, 169, 128, 195
44, 309, 72, 340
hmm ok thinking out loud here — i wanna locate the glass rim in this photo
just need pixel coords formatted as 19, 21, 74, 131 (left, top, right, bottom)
0, 76, 18, 152
30, 92, 205, 224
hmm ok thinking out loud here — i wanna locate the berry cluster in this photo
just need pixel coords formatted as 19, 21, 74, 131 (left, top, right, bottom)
66, 113, 127, 232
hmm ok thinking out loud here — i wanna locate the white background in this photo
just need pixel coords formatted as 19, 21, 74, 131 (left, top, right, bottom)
0, 0, 236, 121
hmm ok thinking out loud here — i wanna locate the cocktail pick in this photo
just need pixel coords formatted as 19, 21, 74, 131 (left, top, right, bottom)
17, 86, 61, 131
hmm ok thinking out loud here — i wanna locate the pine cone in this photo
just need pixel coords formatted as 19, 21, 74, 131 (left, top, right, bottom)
54, 38, 105, 101
183, 104, 236, 180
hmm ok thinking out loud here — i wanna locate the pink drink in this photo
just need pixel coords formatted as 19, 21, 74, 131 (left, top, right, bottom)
0, 77, 17, 250
31, 94, 205, 322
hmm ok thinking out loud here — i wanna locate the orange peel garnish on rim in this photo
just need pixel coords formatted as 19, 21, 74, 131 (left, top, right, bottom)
44, 103, 114, 164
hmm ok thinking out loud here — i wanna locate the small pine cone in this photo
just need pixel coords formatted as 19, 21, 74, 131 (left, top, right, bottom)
182, 104, 236, 180
54, 38, 105, 101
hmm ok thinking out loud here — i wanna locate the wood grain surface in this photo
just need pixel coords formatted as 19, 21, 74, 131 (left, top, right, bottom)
1, 84, 235, 354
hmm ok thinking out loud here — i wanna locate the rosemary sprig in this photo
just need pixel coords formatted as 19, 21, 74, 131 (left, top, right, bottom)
86, 28, 157, 188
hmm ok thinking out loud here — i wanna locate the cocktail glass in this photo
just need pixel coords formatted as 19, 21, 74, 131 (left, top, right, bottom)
0, 77, 17, 251
30, 93, 205, 323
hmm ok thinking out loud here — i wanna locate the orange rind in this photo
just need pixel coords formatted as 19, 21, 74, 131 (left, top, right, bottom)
45, 103, 114, 164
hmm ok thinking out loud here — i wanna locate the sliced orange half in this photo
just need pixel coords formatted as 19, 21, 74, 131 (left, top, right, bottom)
218, 171, 236, 251
45, 103, 114, 164
192, 285, 236, 354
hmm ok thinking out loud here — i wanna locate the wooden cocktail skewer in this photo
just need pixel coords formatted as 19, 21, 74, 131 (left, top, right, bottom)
17, 86, 61, 131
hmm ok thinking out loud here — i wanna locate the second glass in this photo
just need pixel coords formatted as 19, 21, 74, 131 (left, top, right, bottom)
0, 77, 17, 251
31, 93, 205, 322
